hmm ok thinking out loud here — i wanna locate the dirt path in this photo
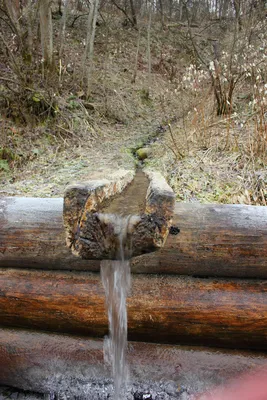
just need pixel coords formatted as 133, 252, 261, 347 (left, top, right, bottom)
0, 120, 162, 198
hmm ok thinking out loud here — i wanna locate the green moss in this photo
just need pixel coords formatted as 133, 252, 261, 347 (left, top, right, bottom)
0, 160, 9, 172
136, 147, 150, 160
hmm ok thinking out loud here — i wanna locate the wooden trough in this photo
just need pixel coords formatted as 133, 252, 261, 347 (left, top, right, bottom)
0, 168, 267, 395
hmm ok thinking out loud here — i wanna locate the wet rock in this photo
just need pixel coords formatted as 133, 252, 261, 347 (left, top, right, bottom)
136, 148, 150, 161
164, 382, 179, 397
134, 392, 152, 400
66, 64, 74, 74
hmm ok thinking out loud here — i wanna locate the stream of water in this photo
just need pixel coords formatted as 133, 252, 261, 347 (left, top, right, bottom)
100, 214, 137, 400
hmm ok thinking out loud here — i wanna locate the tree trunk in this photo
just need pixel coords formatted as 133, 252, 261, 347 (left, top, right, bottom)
129, 0, 137, 26
24, 0, 33, 63
59, 0, 69, 59
220, 0, 229, 19
5, 0, 21, 30
4, 0, 23, 49
167, 0, 173, 19
233, 0, 242, 31
77, 0, 83, 11
86, 0, 100, 97
131, 28, 141, 83
1, 327, 267, 395
82, 0, 99, 95
82, 0, 94, 77
179, 0, 183, 21
1, 198, 267, 278
211, 62, 235, 116
39, 0, 54, 68
146, 5, 152, 97
0, 268, 266, 349
158, 0, 164, 27
58, 0, 62, 14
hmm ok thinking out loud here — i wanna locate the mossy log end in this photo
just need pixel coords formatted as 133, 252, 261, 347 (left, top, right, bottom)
0, 269, 266, 350
1, 198, 267, 278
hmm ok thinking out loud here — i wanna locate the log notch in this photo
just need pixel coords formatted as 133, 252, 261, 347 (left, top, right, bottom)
0, 268, 266, 350
1, 327, 267, 395
63, 168, 175, 259
1, 199, 267, 277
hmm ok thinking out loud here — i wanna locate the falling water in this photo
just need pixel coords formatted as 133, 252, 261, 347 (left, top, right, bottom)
100, 214, 139, 400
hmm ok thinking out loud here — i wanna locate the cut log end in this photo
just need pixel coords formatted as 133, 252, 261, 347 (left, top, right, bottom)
63, 169, 176, 260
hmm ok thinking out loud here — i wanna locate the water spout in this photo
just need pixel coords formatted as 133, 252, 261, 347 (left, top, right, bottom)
100, 214, 138, 399
63, 169, 175, 399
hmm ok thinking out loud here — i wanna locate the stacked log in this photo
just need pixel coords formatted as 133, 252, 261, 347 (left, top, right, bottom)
1, 327, 267, 396
1, 198, 267, 278
0, 196, 267, 394
0, 268, 266, 350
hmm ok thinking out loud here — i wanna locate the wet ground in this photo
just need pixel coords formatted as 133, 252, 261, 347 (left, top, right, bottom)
101, 169, 149, 216
0, 380, 197, 400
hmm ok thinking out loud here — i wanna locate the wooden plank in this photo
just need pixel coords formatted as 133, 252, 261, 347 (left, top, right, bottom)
0, 269, 266, 349
1, 327, 267, 395
1, 198, 267, 277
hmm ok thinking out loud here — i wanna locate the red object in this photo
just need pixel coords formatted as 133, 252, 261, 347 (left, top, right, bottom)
197, 368, 267, 400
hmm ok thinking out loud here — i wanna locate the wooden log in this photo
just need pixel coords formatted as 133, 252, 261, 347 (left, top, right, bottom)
0, 269, 266, 349
0, 197, 92, 270
1, 327, 267, 396
63, 169, 175, 259
1, 198, 267, 277
133, 202, 267, 277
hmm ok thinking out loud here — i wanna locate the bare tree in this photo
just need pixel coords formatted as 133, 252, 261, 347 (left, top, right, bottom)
131, 28, 141, 83
146, 3, 152, 96
24, 0, 34, 62
4, 0, 23, 47
39, 0, 54, 68
129, 0, 137, 26
82, 0, 100, 96
59, 0, 70, 59
232, 0, 242, 31
110, 0, 137, 27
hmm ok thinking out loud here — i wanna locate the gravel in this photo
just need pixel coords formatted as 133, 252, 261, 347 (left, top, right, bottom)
0, 380, 197, 400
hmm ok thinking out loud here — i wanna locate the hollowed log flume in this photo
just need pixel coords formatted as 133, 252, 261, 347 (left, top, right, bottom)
63, 169, 175, 259
1, 198, 267, 277
1, 327, 267, 396
0, 268, 266, 350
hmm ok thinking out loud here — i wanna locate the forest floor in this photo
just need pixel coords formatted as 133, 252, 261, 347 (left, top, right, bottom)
0, 14, 266, 204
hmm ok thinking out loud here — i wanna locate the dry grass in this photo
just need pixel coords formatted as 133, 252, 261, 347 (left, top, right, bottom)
148, 90, 267, 205
0, 14, 266, 204
0, 15, 190, 195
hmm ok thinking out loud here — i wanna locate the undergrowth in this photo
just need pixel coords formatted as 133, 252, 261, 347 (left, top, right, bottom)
0, 10, 266, 204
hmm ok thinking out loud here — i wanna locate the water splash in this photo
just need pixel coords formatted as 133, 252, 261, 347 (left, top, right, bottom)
100, 214, 138, 400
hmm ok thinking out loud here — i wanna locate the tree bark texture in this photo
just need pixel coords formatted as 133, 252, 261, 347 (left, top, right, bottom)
39, 0, 53, 67
1, 198, 267, 278
0, 269, 266, 350
0, 327, 267, 395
